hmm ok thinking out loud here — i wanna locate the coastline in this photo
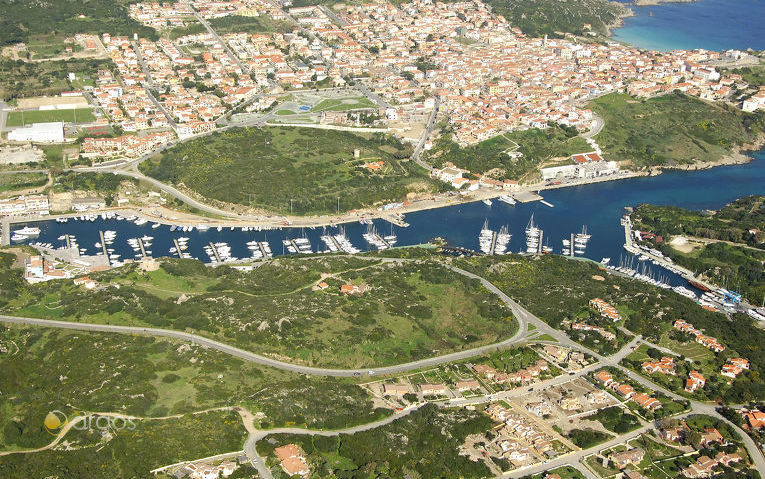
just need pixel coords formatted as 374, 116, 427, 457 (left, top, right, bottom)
604, 5, 635, 37
631, 0, 696, 6
648, 133, 765, 173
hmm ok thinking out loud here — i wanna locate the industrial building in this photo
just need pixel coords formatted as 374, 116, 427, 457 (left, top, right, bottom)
7, 122, 65, 143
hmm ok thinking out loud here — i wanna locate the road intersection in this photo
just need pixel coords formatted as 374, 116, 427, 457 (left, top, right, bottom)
1, 259, 762, 477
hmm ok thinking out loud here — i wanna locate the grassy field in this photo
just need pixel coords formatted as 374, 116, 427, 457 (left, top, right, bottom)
423, 124, 590, 182
23, 34, 84, 59
6, 108, 95, 126
139, 126, 438, 215
2, 254, 517, 368
590, 92, 765, 167
0, 172, 48, 193
311, 96, 377, 112
0, 324, 391, 452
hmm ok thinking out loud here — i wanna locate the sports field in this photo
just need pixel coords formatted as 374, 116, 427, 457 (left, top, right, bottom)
6, 108, 95, 126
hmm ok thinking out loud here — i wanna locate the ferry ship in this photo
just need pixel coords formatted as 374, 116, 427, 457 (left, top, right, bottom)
497, 195, 516, 205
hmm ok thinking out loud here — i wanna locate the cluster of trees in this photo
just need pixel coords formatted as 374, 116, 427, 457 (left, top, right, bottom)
0, 58, 109, 101
485, 0, 626, 37
588, 406, 640, 434
634, 197, 765, 247
258, 405, 493, 479
0, 0, 156, 46
423, 123, 589, 181
566, 428, 611, 448
633, 198, 765, 302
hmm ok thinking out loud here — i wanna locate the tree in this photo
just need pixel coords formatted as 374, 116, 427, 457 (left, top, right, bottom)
686, 430, 702, 448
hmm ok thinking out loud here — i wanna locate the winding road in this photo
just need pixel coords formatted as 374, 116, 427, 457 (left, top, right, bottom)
1, 259, 763, 476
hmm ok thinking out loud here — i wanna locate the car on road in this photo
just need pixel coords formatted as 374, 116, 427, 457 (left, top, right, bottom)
368, 370, 376, 375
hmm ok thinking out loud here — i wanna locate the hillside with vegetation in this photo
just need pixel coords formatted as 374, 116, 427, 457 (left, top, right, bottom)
485, 0, 627, 37
423, 123, 590, 182
632, 196, 765, 303
590, 92, 765, 168
455, 253, 764, 403
140, 126, 439, 215
0, 324, 390, 453
0, 253, 516, 368
0, 409, 246, 478
0, 0, 156, 46
257, 405, 492, 479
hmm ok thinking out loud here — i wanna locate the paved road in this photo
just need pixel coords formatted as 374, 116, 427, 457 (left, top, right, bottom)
0, 100, 9, 132
356, 81, 391, 109
242, 404, 425, 479
2, 261, 763, 473
411, 96, 440, 171
189, 8, 249, 74
581, 113, 604, 139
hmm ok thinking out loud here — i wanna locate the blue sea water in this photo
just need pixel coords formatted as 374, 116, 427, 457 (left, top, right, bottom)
15, 150, 765, 288
612, 0, 765, 51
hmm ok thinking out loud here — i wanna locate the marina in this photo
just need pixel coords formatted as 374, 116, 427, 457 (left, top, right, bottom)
7, 150, 765, 296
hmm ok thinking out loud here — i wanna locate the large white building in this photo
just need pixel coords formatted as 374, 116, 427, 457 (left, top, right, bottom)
8, 122, 64, 143
541, 160, 619, 181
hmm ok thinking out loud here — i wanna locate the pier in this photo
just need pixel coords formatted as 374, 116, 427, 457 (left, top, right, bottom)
622, 215, 716, 290
137, 238, 148, 258
540, 200, 554, 208
172, 238, 183, 258
514, 191, 543, 203
1, 218, 9, 247
208, 242, 221, 262
489, 231, 498, 255
257, 242, 269, 258
382, 214, 409, 227
98, 231, 109, 258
